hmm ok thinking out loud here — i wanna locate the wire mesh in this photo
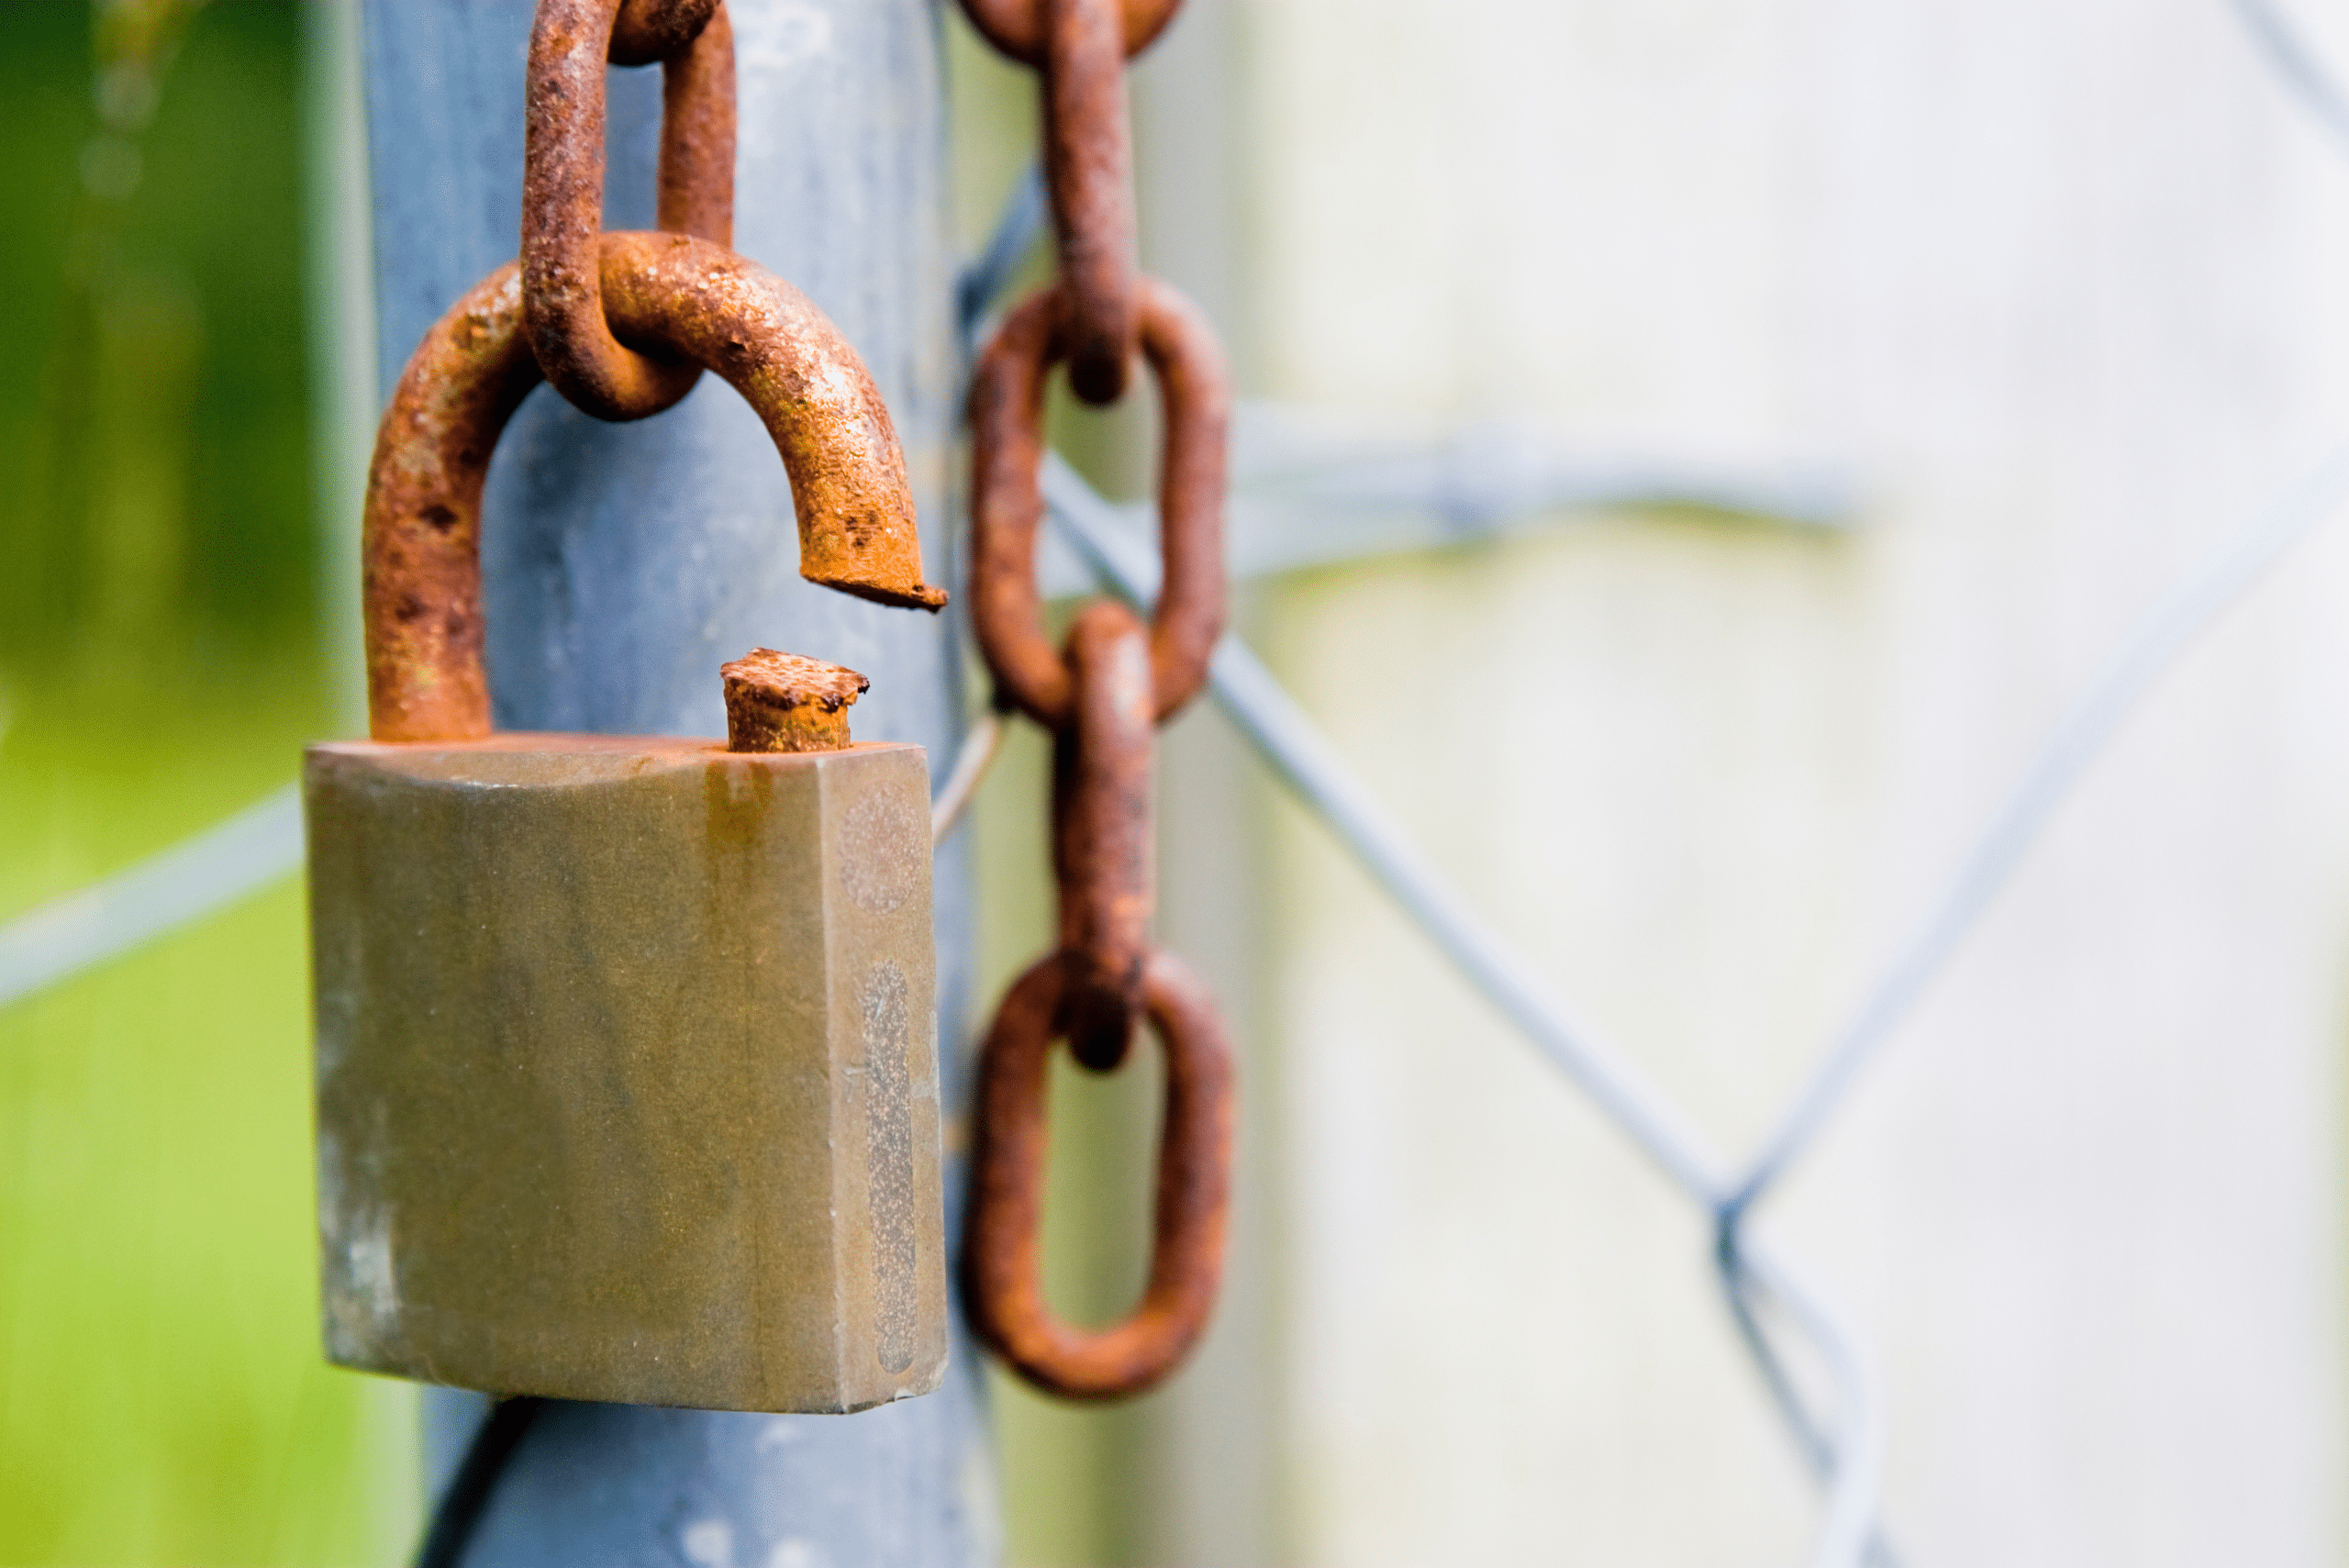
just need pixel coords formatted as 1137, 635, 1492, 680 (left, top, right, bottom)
5, 4, 2348, 1561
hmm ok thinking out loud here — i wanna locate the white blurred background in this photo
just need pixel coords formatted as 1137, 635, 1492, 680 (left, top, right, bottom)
957, 0, 2349, 1562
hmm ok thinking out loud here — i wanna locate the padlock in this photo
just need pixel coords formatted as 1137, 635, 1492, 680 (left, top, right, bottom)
305, 245, 950, 1414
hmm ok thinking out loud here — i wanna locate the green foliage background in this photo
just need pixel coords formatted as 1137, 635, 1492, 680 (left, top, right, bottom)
0, 4, 416, 1562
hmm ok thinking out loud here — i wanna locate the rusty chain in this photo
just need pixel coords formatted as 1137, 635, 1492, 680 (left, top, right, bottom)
523, 0, 737, 421
959, 0, 1239, 1400
970, 278, 1229, 726
365, 0, 945, 749
963, 0, 1180, 404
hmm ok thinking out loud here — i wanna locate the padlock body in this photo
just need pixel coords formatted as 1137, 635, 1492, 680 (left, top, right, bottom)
305, 735, 945, 1413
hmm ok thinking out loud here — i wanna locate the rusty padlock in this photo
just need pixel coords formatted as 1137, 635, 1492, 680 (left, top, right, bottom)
304, 242, 951, 1415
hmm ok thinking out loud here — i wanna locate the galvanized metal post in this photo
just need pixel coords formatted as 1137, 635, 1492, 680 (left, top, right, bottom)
355, 3, 995, 1561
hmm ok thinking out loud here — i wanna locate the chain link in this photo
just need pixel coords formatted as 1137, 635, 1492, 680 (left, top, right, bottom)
1041, 0, 1140, 402
969, 278, 1230, 725
964, 950, 1235, 1399
522, 0, 735, 422
960, 0, 1182, 63
958, 0, 1238, 1400
1050, 601, 1156, 1069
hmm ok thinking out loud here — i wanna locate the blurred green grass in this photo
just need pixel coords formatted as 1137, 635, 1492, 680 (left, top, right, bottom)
0, 4, 416, 1562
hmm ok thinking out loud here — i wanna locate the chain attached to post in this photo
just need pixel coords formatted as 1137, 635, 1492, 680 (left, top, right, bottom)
369, 0, 951, 746
959, 0, 1238, 1400
489, 0, 944, 606
378, 4, 963, 1560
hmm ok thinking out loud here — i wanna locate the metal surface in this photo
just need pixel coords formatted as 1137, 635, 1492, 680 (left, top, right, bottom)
722, 647, 868, 752
308, 734, 945, 1412
969, 278, 1228, 726
361, 2, 988, 1560
1050, 602, 1154, 1069
959, 11, 1239, 1395
522, 0, 733, 419
957, 0, 1180, 64
962, 951, 1233, 1398
1040, 0, 1137, 403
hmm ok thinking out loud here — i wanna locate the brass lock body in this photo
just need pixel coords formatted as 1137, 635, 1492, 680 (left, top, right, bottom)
307, 734, 942, 1413
306, 236, 952, 1412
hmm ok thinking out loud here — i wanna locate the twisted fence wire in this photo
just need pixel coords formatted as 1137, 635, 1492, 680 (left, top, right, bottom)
1040, 404, 2349, 1568
2230, 0, 2349, 153
0, 784, 303, 1010
1037, 455, 1897, 1568
3, 6, 2345, 1562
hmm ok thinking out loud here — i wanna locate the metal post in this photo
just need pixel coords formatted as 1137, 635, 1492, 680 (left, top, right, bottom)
354, 3, 995, 1562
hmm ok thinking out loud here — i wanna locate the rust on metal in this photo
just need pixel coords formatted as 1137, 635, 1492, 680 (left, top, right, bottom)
1051, 603, 1154, 1069
524, 0, 735, 422
958, 0, 1243, 1406
723, 647, 869, 754
962, 949, 1235, 1400
609, 0, 724, 64
309, 734, 947, 1412
1043, 0, 1138, 404
958, 0, 1181, 65
597, 233, 948, 611
651, 4, 735, 241
364, 237, 944, 743
969, 275, 1230, 728
358, 265, 542, 746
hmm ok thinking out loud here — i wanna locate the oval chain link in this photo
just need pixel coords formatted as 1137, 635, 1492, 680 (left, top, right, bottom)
1041, 0, 1139, 403
523, 0, 735, 421
969, 277, 1230, 728
959, 0, 1182, 64
963, 951, 1235, 1401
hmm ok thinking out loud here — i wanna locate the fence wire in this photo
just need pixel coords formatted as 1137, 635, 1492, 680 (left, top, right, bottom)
4, 5, 2348, 1562
1035, 384, 2349, 1568
0, 784, 303, 1010
967, 3, 2349, 1545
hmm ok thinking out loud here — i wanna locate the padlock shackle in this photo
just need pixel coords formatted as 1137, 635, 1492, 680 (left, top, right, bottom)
363, 232, 945, 744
